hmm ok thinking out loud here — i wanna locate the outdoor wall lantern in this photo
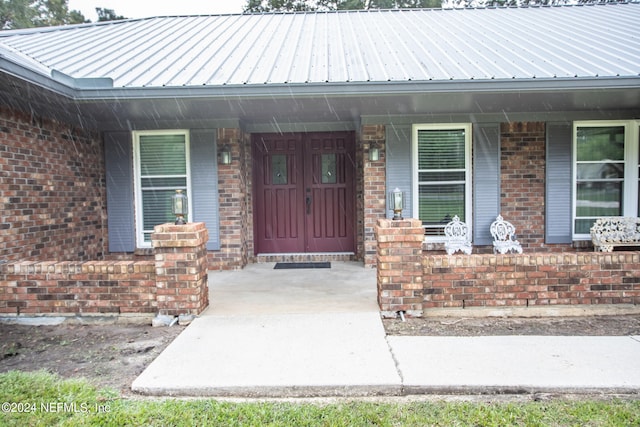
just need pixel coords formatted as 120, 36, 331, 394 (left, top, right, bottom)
369, 144, 380, 161
172, 189, 188, 225
219, 145, 232, 165
389, 187, 405, 220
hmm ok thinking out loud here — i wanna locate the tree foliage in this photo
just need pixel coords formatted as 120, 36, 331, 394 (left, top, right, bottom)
245, 0, 628, 11
0, 0, 88, 29
245, 0, 440, 12
444, 0, 624, 7
96, 7, 126, 22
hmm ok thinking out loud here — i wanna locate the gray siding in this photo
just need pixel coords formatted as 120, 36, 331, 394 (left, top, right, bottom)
385, 125, 412, 219
473, 123, 500, 245
104, 131, 135, 252
190, 130, 221, 250
546, 122, 573, 244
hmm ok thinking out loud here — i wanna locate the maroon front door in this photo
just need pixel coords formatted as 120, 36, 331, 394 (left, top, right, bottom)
253, 132, 356, 254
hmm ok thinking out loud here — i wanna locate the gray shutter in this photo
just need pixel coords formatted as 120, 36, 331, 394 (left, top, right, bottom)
104, 131, 135, 252
473, 123, 500, 245
190, 130, 220, 250
385, 125, 412, 219
545, 122, 573, 244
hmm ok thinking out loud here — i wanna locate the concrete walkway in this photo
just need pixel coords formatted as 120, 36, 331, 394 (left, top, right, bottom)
132, 262, 640, 397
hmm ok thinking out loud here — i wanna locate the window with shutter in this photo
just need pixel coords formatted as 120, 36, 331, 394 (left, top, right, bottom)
412, 124, 472, 240
133, 130, 191, 247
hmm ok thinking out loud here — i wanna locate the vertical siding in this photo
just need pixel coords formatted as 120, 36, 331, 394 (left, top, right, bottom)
385, 124, 412, 219
473, 123, 500, 245
545, 122, 573, 244
104, 131, 135, 252
190, 129, 221, 250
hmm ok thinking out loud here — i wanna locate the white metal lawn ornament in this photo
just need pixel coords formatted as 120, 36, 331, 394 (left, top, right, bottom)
590, 216, 640, 252
490, 215, 522, 254
443, 215, 472, 255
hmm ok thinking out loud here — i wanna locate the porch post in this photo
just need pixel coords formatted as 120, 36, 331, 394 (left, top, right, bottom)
152, 222, 209, 315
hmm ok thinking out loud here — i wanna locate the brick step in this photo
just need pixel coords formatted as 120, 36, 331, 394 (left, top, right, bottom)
255, 253, 356, 263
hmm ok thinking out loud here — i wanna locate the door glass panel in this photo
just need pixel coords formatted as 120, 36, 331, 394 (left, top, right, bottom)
321, 153, 337, 184
272, 154, 287, 185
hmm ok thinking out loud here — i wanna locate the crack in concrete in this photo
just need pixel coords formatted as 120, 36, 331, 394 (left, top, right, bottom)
384, 336, 405, 393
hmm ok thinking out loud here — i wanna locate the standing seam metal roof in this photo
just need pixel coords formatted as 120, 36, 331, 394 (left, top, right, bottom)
0, 4, 639, 89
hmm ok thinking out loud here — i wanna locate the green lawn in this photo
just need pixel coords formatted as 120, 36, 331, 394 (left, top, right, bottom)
1, 371, 639, 426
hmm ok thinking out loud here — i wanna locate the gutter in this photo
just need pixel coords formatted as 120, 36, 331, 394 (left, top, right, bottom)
54, 76, 640, 102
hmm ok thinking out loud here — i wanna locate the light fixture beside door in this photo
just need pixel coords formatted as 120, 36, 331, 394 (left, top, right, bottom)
219, 145, 231, 165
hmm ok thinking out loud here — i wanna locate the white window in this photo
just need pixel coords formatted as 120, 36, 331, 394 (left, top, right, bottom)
573, 121, 640, 238
133, 130, 191, 247
412, 123, 472, 241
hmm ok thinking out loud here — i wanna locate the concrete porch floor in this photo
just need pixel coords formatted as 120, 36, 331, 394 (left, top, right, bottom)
205, 261, 378, 315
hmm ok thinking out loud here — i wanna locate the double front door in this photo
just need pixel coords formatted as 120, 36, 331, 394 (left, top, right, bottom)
253, 132, 356, 254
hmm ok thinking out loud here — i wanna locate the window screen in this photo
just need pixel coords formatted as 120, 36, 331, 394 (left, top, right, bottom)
416, 128, 468, 236
137, 133, 188, 243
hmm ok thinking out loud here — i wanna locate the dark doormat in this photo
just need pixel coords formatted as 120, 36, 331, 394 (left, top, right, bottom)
274, 262, 331, 270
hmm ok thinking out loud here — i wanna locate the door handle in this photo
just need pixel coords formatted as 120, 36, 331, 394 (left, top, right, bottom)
306, 195, 312, 214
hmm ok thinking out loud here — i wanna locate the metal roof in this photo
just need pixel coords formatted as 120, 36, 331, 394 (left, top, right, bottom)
1, 4, 639, 90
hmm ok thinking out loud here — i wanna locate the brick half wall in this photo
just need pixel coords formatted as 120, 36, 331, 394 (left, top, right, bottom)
376, 219, 640, 317
0, 261, 156, 316
422, 252, 640, 310
0, 223, 210, 319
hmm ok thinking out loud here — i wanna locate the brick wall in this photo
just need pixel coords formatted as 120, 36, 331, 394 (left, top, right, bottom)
0, 222, 210, 318
362, 125, 387, 266
500, 122, 546, 250
0, 260, 156, 315
0, 107, 106, 261
422, 253, 640, 309
376, 220, 640, 317
208, 128, 250, 270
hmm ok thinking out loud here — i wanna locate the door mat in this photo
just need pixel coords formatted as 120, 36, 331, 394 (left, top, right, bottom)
274, 262, 331, 270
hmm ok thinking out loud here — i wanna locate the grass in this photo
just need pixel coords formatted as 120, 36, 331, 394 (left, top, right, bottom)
1, 371, 640, 426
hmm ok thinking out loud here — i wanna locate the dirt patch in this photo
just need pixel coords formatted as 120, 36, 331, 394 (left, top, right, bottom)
383, 315, 640, 337
0, 322, 184, 395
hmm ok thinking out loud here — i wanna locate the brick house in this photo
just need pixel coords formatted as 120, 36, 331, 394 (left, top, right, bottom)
1, 5, 640, 316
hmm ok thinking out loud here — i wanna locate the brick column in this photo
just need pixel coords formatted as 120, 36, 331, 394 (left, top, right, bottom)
152, 222, 209, 315
210, 128, 249, 269
376, 218, 424, 317
362, 125, 387, 267
500, 122, 546, 249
